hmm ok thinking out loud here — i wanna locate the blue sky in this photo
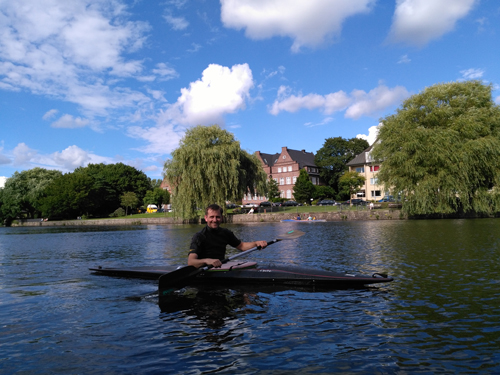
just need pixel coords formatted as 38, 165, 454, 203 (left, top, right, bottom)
1, 0, 499, 185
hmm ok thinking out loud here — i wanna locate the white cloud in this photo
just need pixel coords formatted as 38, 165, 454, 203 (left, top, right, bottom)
269, 86, 351, 115
0, 0, 151, 116
345, 85, 410, 119
51, 114, 90, 128
495, 96, 500, 105
269, 84, 409, 119
12, 143, 38, 166
220, 0, 375, 52
51, 145, 92, 170
126, 63, 254, 154
0, 176, 7, 188
164, 15, 189, 30
304, 117, 334, 128
388, 0, 477, 46
152, 63, 179, 81
356, 123, 381, 145
398, 54, 411, 64
169, 63, 254, 126
460, 68, 484, 80
43, 109, 59, 120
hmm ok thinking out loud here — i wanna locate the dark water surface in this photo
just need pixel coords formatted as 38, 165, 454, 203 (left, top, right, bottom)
1, 219, 499, 374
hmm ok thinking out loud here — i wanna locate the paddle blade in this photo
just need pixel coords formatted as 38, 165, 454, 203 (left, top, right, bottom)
276, 230, 305, 241
158, 265, 199, 288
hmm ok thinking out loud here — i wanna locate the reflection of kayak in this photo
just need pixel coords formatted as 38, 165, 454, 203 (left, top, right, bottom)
281, 219, 326, 222
90, 261, 393, 288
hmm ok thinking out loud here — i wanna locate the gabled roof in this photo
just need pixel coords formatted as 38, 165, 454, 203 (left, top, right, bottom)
259, 152, 280, 167
346, 144, 373, 166
287, 149, 316, 169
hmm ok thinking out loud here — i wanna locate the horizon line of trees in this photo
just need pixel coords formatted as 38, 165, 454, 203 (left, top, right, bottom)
0, 163, 170, 225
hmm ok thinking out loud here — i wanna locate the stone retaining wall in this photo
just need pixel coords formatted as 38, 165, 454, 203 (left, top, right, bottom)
12, 209, 404, 227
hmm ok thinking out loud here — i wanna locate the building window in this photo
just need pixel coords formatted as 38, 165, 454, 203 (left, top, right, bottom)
370, 178, 379, 185
356, 167, 365, 173
357, 190, 365, 197
371, 191, 382, 197
274, 178, 278, 183
286, 177, 291, 185
286, 190, 292, 199
280, 178, 284, 185
280, 190, 285, 198
278, 167, 282, 173
293, 176, 297, 184
288, 166, 292, 172
370, 165, 380, 172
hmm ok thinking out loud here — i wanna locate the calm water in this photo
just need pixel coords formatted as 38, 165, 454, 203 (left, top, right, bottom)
1, 219, 499, 374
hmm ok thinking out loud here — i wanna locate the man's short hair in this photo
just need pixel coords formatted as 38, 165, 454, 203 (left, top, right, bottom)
205, 204, 222, 216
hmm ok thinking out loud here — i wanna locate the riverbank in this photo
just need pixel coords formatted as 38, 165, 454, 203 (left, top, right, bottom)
12, 208, 404, 226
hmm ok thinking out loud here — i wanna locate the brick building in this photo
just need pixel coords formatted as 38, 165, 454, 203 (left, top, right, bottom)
242, 147, 321, 205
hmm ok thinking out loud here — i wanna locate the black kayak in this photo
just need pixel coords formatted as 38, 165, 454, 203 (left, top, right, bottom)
90, 261, 393, 289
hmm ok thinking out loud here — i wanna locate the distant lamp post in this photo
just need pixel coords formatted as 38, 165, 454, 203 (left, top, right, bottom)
310, 198, 313, 206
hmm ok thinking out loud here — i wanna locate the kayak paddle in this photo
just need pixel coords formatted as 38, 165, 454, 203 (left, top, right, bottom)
158, 229, 305, 294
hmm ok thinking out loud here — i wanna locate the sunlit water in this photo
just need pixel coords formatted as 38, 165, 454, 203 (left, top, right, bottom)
1, 220, 499, 374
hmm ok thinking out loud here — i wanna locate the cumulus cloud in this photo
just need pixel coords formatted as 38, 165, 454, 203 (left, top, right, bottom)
356, 123, 381, 145
51, 114, 90, 128
388, 0, 477, 46
126, 63, 254, 154
220, 0, 375, 52
269, 84, 409, 119
0, 0, 152, 116
345, 85, 410, 119
51, 145, 92, 170
12, 143, 38, 166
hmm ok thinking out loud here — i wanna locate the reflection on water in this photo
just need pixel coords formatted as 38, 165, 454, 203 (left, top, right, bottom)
1, 219, 500, 374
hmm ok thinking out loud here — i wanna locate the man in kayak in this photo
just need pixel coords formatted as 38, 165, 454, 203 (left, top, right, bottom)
188, 204, 268, 269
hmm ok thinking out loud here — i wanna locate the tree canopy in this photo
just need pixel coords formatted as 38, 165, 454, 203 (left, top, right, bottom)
338, 171, 365, 205
315, 137, 369, 199
0, 168, 62, 223
371, 80, 500, 215
293, 169, 315, 204
164, 125, 267, 219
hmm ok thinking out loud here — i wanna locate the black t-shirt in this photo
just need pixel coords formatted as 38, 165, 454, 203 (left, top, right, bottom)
188, 226, 242, 260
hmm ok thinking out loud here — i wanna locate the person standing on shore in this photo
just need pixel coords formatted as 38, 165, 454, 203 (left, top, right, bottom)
187, 204, 268, 268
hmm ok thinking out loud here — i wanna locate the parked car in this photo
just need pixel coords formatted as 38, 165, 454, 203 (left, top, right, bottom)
282, 200, 300, 206
351, 199, 368, 205
272, 201, 282, 207
378, 196, 395, 202
259, 201, 272, 207
226, 203, 237, 209
243, 203, 259, 208
316, 199, 337, 206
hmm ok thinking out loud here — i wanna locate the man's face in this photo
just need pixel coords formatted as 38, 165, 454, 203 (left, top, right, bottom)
205, 208, 222, 229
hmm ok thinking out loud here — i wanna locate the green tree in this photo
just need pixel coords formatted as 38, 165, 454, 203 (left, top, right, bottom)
371, 80, 500, 215
0, 168, 62, 223
266, 176, 280, 201
315, 137, 369, 196
338, 171, 365, 205
150, 179, 163, 189
143, 187, 170, 207
164, 125, 267, 219
313, 185, 336, 200
39, 171, 94, 219
293, 169, 315, 204
121, 191, 139, 216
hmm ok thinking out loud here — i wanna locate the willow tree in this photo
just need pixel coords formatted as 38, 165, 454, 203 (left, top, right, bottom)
164, 125, 267, 219
371, 80, 500, 215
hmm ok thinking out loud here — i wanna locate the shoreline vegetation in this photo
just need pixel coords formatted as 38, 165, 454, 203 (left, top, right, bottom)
9, 204, 498, 227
